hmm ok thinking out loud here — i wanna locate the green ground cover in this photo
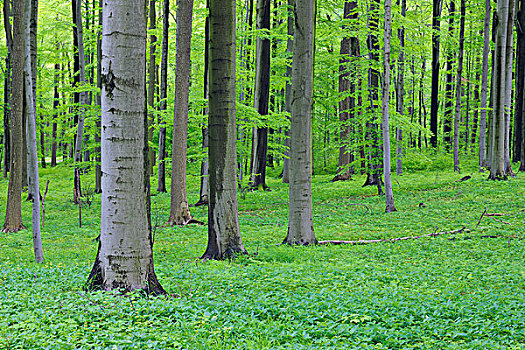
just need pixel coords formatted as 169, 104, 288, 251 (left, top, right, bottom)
0, 160, 524, 349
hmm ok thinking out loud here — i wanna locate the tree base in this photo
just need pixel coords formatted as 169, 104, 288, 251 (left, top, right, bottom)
331, 173, 351, 182
1, 223, 26, 233
200, 247, 247, 261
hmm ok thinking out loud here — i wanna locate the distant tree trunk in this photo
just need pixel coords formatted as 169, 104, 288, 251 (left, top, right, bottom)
430, 0, 443, 148
94, 0, 102, 193
51, 61, 59, 167
167, 0, 195, 226
283, 0, 317, 245
3, 0, 25, 233
24, 0, 43, 263
196, 0, 210, 205
471, 65, 481, 154
249, 0, 271, 189
86, 0, 165, 295
201, 0, 246, 259
443, 0, 455, 150
147, 0, 157, 176
382, 0, 396, 213
479, 0, 491, 170
363, 0, 383, 195
489, 0, 510, 180
333, 0, 358, 182
514, 0, 525, 163
157, 0, 169, 193
453, 0, 465, 172
3, 0, 13, 178
395, 0, 406, 175
504, 0, 516, 174
282, 0, 293, 184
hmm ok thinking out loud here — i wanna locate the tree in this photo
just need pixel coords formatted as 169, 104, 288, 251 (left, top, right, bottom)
167, 0, 196, 226
453, 0, 466, 172
395, 0, 406, 176
382, 0, 396, 213
283, 0, 317, 245
147, 0, 157, 176
157, 0, 169, 193
249, 0, 271, 190
514, 0, 525, 164
3, 0, 26, 233
3, 0, 12, 179
443, 0, 456, 150
201, 0, 246, 259
24, 0, 43, 263
282, 0, 293, 184
430, 0, 443, 148
86, 0, 164, 294
479, 0, 491, 170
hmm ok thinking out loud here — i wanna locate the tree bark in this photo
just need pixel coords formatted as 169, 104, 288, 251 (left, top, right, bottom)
157, 0, 169, 193
202, 0, 246, 259
51, 61, 59, 167
504, 0, 516, 174
167, 0, 195, 226
3, 0, 26, 233
86, 0, 165, 295
3, 0, 13, 178
94, 0, 102, 193
453, 0, 465, 172
147, 0, 157, 176
249, 0, 271, 189
395, 0, 406, 176
479, 0, 491, 170
443, 0, 455, 150
430, 0, 443, 148
282, 0, 293, 184
283, 0, 317, 245
382, 0, 396, 213
514, 0, 525, 163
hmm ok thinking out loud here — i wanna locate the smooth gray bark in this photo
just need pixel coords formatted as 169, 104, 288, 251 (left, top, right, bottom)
395, 0, 406, 176
283, 0, 317, 245
282, 0, 293, 184
453, 0, 466, 172
479, 0, 491, 170
157, 0, 169, 193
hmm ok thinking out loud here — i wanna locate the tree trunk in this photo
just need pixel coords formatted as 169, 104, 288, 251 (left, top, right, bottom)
430, 0, 443, 148
87, 0, 165, 295
333, 0, 358, 182
453, 0, 465, 172
283, 0, 317, 245
201, 0, 246, 259
249, 0, 271, 189
489, 0, 510, 180
51, 61, 59, 167
157, 0, 169, 193
167, 0, 195, 226
282, 0, 293, 184
3, 0, 12, 178
147, 0, 157, 176
94, 0, 102, 193
395, 0, 406, 176
382, 0, 396, 213
443, 0, 455, 150
3, 0, 25, 233
479, 0, 491, 170
504, 0, 516, 174
24, 0, 43, 263
514, 0, 525, 163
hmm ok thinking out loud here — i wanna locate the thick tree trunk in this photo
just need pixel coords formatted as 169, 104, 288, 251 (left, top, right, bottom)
24, 0, 43, 263
283, 0, 317, 245
333, 0, 358, 182
514, 0, 525, 163
430, 0, 443, 148
479, 0, 491, 170
453, 0, 465, 172
443, 0, 455, 150
249, 0, 271, 189
3, 0, 12, 178
504, 0, 516, 174
87, 0, 165, 295
167, 0, 195, 226
489, 0, 510, 180
3, 0, 25, 233
157, 0, 169, 193
202, 0, 246, 259
282, 0, 293, 184
382, 0, 396, 213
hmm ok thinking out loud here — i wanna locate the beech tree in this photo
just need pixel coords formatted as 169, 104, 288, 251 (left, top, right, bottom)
86, 0, 164, 294
453, 0, 466, 172
157, 0, 169, 193
283, 0, 317, 245
201, 0, 246, 259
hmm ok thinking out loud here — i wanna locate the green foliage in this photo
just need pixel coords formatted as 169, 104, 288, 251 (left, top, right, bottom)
1, 164, 525, 349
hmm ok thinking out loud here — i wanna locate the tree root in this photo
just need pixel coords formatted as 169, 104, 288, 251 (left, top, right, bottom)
318, 227, 466, 246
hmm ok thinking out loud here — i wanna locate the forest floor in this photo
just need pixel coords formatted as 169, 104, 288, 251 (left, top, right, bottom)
0, 160, 524, 349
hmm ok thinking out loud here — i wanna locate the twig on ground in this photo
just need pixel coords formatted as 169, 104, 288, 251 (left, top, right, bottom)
486, 213, 506, 217
475, 207, 488, 228
318, 227, 466, 246
491, 217, 511, 225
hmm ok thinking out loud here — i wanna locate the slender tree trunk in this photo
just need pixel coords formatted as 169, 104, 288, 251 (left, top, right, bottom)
157, 0, 169, 193
430, 0, 443, 148
87, 0, 165, 294
24, 0, 43, 263
3, 0, 13, 178
514, 0, 525, 163
51, 61, 59, 167
201, 0, 246, 259
382, 0, 396, 213
94, 0, 102, 193
395, 0, 406, 175
453, 0, 465, 172
504, 0, 516, 174
489, 0, 510, 180
249, 0, 271, 189
479, 0, 491, 170
282, 0, 293, 184
167, 0, 195, 226
283, 0, 317, 245
147, 0, 157, 176
3, 0, 25, 233
443, 0, 455, 150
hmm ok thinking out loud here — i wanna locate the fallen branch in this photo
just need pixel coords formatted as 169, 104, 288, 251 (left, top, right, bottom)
491, 217, 511, 225
475, 207, 487, 228
318, 227, 466, 246
486, 213, 506, 217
